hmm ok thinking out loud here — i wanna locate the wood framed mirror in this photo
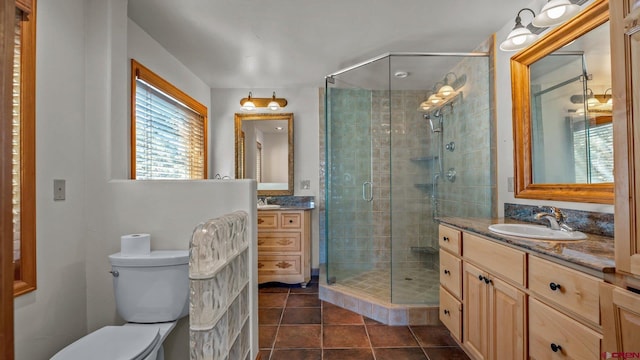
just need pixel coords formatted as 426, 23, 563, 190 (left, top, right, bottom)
234, 113, 294, 196
511, 0, 613, 204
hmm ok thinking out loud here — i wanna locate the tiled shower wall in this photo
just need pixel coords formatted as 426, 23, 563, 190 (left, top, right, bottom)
437, 47, 495, 220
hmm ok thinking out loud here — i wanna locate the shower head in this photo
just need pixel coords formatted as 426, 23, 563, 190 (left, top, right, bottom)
425, 112, 442, 133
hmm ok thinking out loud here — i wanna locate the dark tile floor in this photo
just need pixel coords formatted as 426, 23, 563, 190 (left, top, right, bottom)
258, 277, 470, 360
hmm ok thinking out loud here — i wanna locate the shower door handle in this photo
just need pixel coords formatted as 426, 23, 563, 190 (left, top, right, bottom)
362, 181, 373, 202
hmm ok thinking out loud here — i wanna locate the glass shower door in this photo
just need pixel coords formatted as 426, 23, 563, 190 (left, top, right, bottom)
325, 57, 390, 297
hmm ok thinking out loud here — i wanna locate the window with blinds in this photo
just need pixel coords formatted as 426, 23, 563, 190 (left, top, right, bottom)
131, 60, 208, 179
12, 2, 37, 296
13, 9, 22, 264
572, 118, 614, 183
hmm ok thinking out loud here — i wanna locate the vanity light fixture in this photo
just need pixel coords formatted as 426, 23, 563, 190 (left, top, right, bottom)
239, 91, 288, 111
532, 0, 580, 27
604, 88, 613, 105
500, 8, 539, 52
240, 92, 256, 111
437, 74, 455, 97
267, 92, 281, 111
586, 88, 599, 107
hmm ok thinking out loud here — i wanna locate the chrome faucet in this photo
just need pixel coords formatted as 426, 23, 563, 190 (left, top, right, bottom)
534, 207, 574, 232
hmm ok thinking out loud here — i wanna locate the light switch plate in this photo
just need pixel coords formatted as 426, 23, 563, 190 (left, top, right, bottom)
54, 179, 65, 200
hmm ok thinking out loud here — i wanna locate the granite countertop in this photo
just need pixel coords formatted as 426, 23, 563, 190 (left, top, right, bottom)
438, 216, 615, 275
257, 205, 315, 211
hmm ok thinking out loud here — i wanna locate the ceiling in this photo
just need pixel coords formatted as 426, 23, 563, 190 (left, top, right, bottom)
128, 0, 528, 89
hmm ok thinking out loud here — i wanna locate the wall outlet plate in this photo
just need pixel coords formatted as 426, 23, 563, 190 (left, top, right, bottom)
508, 177, 514, 192
300, 180, 310, 190
54, 179, 65, 200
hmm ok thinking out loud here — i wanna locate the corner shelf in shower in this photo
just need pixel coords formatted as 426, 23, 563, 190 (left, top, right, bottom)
410, 246, 438, 254
414, 183, 434, 192
410, 156, 438, 162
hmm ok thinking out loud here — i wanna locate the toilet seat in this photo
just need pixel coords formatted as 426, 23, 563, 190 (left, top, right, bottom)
51, 325, 161, 360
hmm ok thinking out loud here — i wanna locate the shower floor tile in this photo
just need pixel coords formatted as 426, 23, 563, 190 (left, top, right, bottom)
329, 268, 440, 304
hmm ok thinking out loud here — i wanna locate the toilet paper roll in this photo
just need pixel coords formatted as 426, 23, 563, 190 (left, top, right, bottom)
121, 233, 151, 256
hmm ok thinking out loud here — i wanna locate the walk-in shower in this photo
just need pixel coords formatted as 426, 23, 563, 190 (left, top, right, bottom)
322, 51, 494, 313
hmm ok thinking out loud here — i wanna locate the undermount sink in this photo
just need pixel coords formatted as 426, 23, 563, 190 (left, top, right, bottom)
488, 223, 587, 241
257, 204, 281, 209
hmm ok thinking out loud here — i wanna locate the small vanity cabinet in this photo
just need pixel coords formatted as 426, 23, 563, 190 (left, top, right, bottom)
439, 224, 605, 360
438, 225, 463, 342
257, 209, 311, 287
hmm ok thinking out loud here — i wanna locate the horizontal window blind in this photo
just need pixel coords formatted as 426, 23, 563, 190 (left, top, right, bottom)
573, 121, 613, 184
132, 61, 207, 180
13, 9, 22, 262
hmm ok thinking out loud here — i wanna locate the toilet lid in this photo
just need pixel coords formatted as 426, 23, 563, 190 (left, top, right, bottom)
51, 326, 160, 360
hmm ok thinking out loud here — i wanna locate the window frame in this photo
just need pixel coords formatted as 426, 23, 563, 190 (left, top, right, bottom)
12, 0, 36, 298
130, 59, 208, 179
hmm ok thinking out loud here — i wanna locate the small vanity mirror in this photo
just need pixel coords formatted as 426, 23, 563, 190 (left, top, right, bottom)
511, 0, 612, 203
235, 113, 294, 196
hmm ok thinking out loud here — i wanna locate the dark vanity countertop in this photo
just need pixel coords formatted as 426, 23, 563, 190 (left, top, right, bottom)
257, 205, 315, 211
438, 217, 615, 275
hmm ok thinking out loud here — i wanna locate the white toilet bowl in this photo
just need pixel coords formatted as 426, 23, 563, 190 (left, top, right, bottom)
51, 250, 189, 360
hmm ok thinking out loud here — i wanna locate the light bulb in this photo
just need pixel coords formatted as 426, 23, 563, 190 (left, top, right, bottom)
511, 35, 527, 45
428, 94, 441, 104
547, 6, 566, 19
241, 100, 255, 111
268, 101, 280, 111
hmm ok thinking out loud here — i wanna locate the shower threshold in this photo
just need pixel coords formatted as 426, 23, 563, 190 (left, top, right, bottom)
318, 265, 440, 326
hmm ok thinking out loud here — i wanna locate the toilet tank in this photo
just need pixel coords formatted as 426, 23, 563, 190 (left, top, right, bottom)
108, 250, 189, 323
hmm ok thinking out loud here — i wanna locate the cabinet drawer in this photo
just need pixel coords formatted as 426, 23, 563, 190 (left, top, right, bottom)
464, 233, 526, 287
529, 256, 601, 325
439, 286, 462, 342
257, 255, 302, 275
258, 232, 301, 252
439, 225, 462, 255
440, 249, 462, 299
257, 213, 278, 229
529, 298, 601, 360
280, 213, 302, 229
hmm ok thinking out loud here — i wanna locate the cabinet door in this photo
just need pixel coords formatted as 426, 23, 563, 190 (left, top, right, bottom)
613, 0, 640, 276
463, 262, 489, 360
490, 277, 526, 360
601, 282, 640, 353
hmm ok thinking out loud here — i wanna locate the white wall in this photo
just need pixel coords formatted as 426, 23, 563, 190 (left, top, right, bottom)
127, 19, 212, 179
263, 132, 288, 183
210, 88, 321, 268
15, 0, 259, 359
495, 0, 614, 215
13, 0, 89, 358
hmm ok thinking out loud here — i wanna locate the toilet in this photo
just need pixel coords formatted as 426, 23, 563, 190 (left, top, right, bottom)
51, 250, 190, 360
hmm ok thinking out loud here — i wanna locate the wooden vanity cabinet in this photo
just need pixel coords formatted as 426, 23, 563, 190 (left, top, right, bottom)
601, 282, 640, 353
257, 209, 311, 287
462, 240, 526, 360
439, 224, 608, 360
438, 225, 463, 342
612, 0, 640, 278
439, 225, 526, 360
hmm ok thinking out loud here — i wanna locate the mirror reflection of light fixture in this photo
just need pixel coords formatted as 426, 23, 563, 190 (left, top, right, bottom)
604, 88, 612, 105
500, 8, 539, 52
239, 91, 288, 111
418, 73, 467, 113
240, 91, 256, 111
437, 73, 456, 97
532, 0, 580, 27
570, 87, 613, 113
586, 88, 599, 107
